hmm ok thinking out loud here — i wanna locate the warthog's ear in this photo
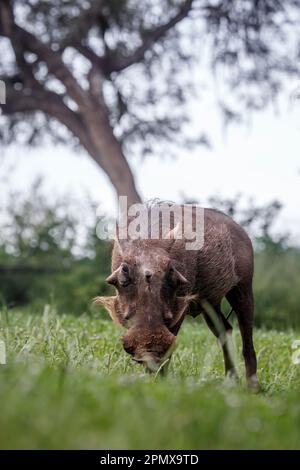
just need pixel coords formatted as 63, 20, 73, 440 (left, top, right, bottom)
113, 234, 123, 256
165, 222, 181, 240
93, 296, 123, 326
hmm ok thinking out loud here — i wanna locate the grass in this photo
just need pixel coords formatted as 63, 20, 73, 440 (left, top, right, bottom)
1, 306, 300, 450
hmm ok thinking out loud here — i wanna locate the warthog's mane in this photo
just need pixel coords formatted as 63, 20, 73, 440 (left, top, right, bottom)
144, 198, 176, 208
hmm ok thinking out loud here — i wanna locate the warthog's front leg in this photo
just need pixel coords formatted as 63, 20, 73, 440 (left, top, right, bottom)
203, 304, 238, 380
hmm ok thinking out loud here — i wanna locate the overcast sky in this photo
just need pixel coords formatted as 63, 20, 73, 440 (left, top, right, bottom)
1, 77, 300, 243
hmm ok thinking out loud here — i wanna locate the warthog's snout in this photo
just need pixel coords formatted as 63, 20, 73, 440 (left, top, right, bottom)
122, 325, 176, 372
132, 354, 161, 372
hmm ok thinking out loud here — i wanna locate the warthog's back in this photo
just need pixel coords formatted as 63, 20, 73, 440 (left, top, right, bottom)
168, 207, 254, 307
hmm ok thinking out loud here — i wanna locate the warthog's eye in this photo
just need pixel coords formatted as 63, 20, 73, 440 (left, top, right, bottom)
121, 264, 129, 273
119, 263, 132, 287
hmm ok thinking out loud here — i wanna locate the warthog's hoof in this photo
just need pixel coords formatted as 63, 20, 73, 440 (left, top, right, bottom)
247, 375, 261, 393
226, 368, 238, 380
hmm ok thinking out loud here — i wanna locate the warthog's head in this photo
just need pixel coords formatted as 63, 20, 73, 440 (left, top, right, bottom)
95, 238, 193, 372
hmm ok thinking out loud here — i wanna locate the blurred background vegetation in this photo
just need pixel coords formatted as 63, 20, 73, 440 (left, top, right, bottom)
1, 180, 299, 330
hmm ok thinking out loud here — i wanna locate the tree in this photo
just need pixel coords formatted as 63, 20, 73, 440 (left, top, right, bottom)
0, 0, 299, 203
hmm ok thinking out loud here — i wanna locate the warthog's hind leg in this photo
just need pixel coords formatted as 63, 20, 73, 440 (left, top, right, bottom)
226, 283, 260, 392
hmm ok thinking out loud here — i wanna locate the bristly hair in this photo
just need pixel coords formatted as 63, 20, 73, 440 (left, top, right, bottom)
145, 198, 176, 208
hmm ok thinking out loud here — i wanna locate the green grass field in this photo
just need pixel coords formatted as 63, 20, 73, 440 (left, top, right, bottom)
1, 306, 300, 450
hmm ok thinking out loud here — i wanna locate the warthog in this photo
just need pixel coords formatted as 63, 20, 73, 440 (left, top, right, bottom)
95, 203, 259, 390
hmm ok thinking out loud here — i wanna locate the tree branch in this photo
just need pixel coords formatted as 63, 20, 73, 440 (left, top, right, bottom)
75, 42, 110, 77
16, 27, 88, 106
110, 0, 194, 72
0, 78, 98, 159
0, 0, 87, 107
61, 0, 106, 48
0, 88, 39, 114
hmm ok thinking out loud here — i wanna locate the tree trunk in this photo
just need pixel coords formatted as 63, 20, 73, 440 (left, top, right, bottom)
81, 105, 142, 207
38, 95, 142, 207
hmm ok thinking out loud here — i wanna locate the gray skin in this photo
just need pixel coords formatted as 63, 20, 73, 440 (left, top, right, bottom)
95, 206, 259, 391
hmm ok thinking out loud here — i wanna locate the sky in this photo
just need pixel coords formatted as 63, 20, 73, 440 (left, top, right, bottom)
1, 78, 300, 244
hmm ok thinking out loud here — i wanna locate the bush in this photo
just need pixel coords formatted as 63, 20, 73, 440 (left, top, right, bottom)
0, 182, 113, 314
254, 247, 300, 329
